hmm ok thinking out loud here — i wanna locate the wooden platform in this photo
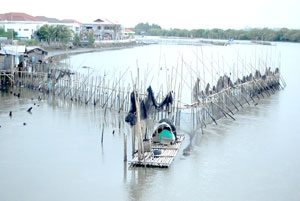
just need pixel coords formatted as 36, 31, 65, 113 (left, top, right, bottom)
129, 135, 185, 168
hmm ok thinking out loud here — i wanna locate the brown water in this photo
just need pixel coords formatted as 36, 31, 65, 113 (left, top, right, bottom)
0, 42, 300, 201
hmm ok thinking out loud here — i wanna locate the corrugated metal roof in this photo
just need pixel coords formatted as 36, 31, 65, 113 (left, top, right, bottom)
2, 45, 25, 54
26, 46, 48, 55
0, 49, 17, 55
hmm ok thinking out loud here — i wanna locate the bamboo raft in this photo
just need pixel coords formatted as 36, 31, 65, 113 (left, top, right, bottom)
129, 135, 185, 167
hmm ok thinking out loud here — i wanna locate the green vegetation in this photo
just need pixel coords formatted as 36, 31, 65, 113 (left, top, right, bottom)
0, 27, 18, 39
132, 23, 300, 42
87, 32, 95, 46
73, 33, 80, 46
17, 39, 39, 46
134, 23, 162, 32
35, 24, 73, 44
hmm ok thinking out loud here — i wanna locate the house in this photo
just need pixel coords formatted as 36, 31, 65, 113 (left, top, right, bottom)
0, 12, 46, 40
124, 28, 135, 39
0, 49, 17, 71
61, 19, 82, 35
0, 45, 26, 71
25, 46, 48, 64
0, 12, 127, 42
81, 18, 123, 41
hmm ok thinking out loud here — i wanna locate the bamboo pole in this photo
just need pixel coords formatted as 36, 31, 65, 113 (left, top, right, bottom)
124, 134, 127, 162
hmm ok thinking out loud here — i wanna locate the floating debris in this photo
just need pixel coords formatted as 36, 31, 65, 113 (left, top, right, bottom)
27, 107, 33, 112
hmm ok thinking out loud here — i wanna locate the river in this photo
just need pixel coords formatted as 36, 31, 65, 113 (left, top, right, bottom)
0, 41, 300, 201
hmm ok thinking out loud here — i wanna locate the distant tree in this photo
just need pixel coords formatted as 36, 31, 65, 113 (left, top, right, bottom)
224, 29, 237, 39
36, 24, 50, 43
135, 23, 150, 32
48, 25, 56, 42
286, 29, 300, 42
0, 27, 4, 36
0, 27, 18, 39
134, 22, 162, 35
87, 32, 95, 46
36, 24, 72, 44
6, 30, 18, 39
55, 25, 72, 43
133, 22, 300, 43
190, 29, 205, 38
151, 24, 162, 30
18, 39, 39, 46
73, 33, 80, 46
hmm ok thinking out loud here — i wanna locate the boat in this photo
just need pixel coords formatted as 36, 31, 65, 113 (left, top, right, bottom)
152, 119, 176, 145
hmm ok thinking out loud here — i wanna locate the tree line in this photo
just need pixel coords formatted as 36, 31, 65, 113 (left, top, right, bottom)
132, 23, 300, 42
36, 25, 94, 46
35, 24, 73, 44
1, 24, 95, 47
0, 27, 17, 39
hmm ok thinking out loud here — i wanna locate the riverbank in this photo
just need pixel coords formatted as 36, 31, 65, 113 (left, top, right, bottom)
45, 40, 144, 60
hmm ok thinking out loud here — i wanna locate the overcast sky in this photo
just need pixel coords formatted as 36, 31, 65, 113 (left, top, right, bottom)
1, 0, 299, 29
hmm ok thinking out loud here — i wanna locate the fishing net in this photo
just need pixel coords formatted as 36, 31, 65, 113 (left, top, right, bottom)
125, 86, 173, 126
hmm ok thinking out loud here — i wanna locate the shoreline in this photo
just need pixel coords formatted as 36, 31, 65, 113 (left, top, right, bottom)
45, 41, 145, 61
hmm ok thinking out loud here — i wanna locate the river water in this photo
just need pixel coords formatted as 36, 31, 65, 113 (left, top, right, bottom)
0, 42, 300, 201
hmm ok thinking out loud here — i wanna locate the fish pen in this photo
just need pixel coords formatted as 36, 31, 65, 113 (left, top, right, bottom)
12, 68, 136, 113
126, 67, 284, 167
2, 51, 287, 168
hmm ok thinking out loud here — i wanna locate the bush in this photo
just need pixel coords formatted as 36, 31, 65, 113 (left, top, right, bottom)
18, 39, 39, 46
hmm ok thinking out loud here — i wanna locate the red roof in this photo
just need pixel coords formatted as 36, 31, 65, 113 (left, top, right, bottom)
62, 19, 82, 25
125, 28, 135, 33
0, 12, 44, 22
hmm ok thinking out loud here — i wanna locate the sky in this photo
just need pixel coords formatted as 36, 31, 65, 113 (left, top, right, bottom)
1, 0, 299, 29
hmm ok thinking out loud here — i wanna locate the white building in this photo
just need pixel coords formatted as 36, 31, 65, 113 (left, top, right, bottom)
61, 19, 81, 35
0, 12, 126, 41
0, 12, 46, 40
81, 18, 123, 40
123, 28, 135, 39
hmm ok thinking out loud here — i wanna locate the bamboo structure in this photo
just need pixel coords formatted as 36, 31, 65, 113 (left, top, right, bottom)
5, 52, 286, 168
12, 68, 135, 113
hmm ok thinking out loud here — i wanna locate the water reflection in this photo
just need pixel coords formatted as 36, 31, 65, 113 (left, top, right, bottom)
126, 167, 168, 201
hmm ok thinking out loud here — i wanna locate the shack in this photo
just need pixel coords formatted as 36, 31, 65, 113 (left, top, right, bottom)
26, 47, 48, 64
0, 50, 16, 71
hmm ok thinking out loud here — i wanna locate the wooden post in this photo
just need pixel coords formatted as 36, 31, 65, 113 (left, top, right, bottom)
124, 134, 127, 161
134, 88, 144, 161
132, 126, 135, 156
101, 123, 104, 144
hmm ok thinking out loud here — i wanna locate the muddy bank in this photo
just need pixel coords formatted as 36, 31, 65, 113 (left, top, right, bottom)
45, 40, 145, 61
